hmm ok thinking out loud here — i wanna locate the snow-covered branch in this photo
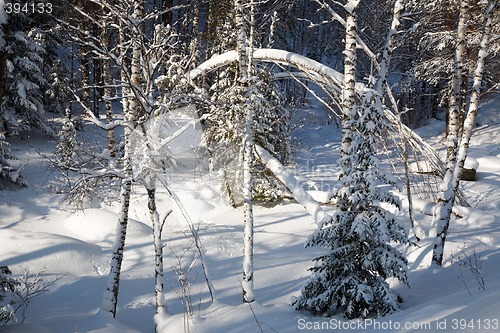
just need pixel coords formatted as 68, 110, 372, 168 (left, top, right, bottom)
254, 145, 326, 225
69, 88, 128, 130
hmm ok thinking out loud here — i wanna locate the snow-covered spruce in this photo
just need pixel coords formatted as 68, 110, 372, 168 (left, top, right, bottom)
1, 12, 53, 135
55, 112, 76, 169
294, 91, 409, 319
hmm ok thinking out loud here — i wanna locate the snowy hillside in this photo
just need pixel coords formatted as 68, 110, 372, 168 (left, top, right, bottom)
0, 94, 498, 332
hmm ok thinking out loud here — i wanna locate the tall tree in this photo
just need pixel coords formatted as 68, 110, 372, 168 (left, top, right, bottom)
294, 0, 410, 318
0, 9, 53, 135
338, 0, 359, 210
101, 0, 146, 317
294, 90, 409, 318
234, 0, 255, 304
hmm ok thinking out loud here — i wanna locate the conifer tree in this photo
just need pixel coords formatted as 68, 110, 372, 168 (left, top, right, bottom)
0, 12, 52, 135
0, 132, 22, 185
55, 110, 76, 169
294, 91, 409, 319
0, 266, 18, 326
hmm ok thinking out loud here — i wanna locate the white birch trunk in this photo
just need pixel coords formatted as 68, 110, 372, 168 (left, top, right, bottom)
147, 186, 167, 329
375, 0, 425, 241
339, 0, 359, 209
101, 126, 133, 317
247, 0, 255, 77
119, 20, 129, 118
235, 0, 248, 84
375, 0, 403, 94
80, 43, 90, 116
341, 2, 358, 154
101, 0, 145, 316
441, 0, 470, 199
242, 106, 255, 303
432, 0, 496, 266
129, 0, 145, 127
235, 0, 255, 303
268, 11, 278, 48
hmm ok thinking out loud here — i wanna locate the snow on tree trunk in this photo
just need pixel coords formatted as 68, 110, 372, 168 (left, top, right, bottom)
254, 145, 326, 224
268, 11, 278, 48
235, 0, 248, 84
119, 20, 129, 120
102, 0, 145, 316
101, 132, 132, 316
129, 0, 145, 127
235, 0, 255, 304
432, 0, 496, 266
339, 0, 359, 210
147, 186, 167, 328
242, 106, 255, 303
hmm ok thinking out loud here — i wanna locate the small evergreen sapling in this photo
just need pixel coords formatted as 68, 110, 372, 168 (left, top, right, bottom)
0, 132, 23, 185
294, 91, 409, 319
55, 110, 76, 169
0, 266, 18, 326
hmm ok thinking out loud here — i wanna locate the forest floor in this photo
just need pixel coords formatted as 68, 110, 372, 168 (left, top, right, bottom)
0, 95, 499, 333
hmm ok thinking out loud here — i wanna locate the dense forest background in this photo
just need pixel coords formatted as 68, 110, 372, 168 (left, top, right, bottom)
0, 0, 497, 137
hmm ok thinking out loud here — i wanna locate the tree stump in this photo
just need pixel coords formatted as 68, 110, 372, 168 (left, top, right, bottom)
461, 157, 479, 181
461, 168, 476, 181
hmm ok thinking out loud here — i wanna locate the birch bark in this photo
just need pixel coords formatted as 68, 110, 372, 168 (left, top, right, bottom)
101, 0, 145, 316
235, 0, 255, 303
338, 0, 359, 210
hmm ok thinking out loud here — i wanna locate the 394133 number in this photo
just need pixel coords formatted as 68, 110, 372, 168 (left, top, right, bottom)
5, 2, 53, 14
451, 318, 499, 330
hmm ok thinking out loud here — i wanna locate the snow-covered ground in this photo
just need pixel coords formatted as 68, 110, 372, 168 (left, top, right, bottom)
0, 96, 499, 333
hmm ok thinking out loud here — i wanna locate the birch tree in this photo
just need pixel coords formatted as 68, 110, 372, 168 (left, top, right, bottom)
338, 0, 359, 210
101, 8, 115, 158
432, 0, 497, 266
63, 0, 162, 317
234, 0, 256, 304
